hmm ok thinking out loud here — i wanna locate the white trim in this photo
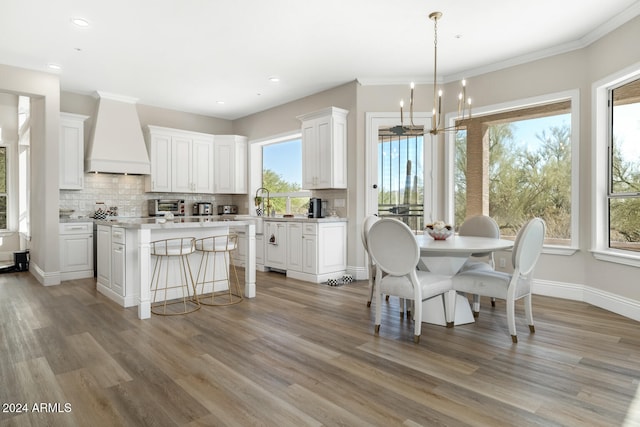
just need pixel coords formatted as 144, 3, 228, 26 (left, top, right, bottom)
591, 249, 640, 268
29, 261, 60, 286
533, 278, 640, 323
591, 61, 640, 264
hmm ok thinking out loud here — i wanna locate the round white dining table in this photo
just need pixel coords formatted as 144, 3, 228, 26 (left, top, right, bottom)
415, 234, 514, 326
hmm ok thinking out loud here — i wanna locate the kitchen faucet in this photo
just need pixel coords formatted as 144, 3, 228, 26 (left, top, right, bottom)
255, 187, 271, 216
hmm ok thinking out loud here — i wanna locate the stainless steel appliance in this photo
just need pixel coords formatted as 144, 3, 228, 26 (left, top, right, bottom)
308, 197, 324, 218
217, 205, 238, 215
193, 202, 213, 216
148, 199, 185, 216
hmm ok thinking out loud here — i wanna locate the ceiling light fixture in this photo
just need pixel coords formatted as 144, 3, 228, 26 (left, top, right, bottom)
47, 63, 62, 71
268, 76, 280, 83
394, 11, 472, 136
71, 17, 90, 27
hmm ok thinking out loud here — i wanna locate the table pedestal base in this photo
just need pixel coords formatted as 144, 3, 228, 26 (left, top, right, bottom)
421, 293, 475, 326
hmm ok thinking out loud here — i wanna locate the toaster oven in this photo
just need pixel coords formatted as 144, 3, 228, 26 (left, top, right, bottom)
148, 199, 185, 216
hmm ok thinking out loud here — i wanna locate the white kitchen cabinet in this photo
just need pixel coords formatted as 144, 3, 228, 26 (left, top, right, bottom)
214, 135, 247, 194
59, 222, 94, 280
264, 221, 286, 270
59, 113, 89, 190
231, 231, 264, 270
286, 222, 304, 272
146, 130, 172, 192
145, 125, 214, 193
264, 219, 346, 283
287, 222, 318, 275
97, 225, 135, 305
110, 227, 126, 297
96, 225, 111, 285
297, 107, 348, 189
301, 224, 317, 274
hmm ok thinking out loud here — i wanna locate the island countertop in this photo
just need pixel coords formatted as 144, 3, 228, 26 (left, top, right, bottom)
95, 216, 250, 230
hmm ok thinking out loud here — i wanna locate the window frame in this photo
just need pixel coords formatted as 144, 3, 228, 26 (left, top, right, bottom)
444, 89, 580, 256
248, 130, 311, 216
592, 64, 640, 267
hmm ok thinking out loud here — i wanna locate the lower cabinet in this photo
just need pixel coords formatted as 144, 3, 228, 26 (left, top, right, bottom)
265, 221, 287, 270
59, 222, 94, 281
230, 231, 264, 270
264, 220, 346, 283
97, 225, 137, 306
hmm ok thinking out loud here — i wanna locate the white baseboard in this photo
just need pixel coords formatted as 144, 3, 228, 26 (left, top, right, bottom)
533, 279, 640, 322
29, 261, 61, 286
348, 265, 368, 281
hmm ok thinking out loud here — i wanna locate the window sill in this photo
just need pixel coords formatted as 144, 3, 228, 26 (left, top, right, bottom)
497, 245, 578, 256
542, 245, 579, 256
590, 249, 640, 268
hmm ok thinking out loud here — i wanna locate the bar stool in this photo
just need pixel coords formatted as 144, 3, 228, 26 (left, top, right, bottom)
150, 237, 201, 315
194, 233, 243, 306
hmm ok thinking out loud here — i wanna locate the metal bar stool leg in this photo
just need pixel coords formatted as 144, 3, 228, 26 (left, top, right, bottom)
150, 237, 200, 316
194, 233, 243, 306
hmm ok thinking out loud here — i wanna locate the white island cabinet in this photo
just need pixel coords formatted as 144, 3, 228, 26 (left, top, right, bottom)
95, 217, 256, 319
263, 218, 347, 283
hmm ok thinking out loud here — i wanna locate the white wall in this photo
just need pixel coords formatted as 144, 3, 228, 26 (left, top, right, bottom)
233, 16, 640, 318
0, 64, 60, 284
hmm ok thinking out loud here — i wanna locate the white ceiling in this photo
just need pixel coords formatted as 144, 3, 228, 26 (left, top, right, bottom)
2, 0, 639, 120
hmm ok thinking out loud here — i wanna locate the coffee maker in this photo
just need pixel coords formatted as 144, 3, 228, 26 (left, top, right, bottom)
308, 197, 324, 218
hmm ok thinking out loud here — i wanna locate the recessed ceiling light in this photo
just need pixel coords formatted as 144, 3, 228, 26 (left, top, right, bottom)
216, 100, 225, 105
71, 17, 90, 27
268, 76, 280, 83
47, 63, 62, 70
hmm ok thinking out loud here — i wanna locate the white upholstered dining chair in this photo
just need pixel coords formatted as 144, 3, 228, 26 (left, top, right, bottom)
362, 215, 409, 317
361, 214, 380, 308
458, 214, 501, 313
368, 218, 455, 343
453, 217, 546, 343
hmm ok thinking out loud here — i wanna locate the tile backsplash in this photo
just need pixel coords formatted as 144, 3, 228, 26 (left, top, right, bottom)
59, 174, 233, 218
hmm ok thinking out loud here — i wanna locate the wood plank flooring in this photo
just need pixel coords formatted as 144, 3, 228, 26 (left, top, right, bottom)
1, 270, 640, 426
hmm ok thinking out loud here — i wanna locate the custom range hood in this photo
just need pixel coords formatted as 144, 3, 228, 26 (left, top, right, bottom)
85, 91, 150, 175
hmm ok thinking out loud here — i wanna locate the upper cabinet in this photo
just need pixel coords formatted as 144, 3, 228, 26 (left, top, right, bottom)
144, 126, 214, 193
297, 107, 348, 189
214, 135, 247, 194
59, 113, 89, 190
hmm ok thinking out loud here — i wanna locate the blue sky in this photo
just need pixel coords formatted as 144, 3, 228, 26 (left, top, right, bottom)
263, 139, 302, 185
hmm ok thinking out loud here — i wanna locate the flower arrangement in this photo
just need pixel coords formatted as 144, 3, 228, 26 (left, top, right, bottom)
425, 220, 453, 240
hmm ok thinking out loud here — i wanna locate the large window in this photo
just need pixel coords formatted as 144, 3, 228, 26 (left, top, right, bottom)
262, 138, 310, 215
609, 78, 640, 252
453, 96, 577, 247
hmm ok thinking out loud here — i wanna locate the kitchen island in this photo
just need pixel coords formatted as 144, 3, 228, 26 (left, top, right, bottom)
95, 217, 255, 319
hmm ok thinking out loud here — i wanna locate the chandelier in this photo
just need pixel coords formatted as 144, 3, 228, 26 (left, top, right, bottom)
392, 11, 472, 136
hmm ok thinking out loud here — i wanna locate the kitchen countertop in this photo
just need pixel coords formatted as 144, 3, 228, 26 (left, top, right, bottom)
261, 216, 347, 223
92, 216, 250, 230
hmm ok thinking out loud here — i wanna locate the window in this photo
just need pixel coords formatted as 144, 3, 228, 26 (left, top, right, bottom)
262, 137, 310, 215
377, 130, 424, 232
609, 78, 640, 252
451, 93, 578, 249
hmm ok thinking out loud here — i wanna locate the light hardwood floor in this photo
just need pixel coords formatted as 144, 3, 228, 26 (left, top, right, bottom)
1, 270, 639, 426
